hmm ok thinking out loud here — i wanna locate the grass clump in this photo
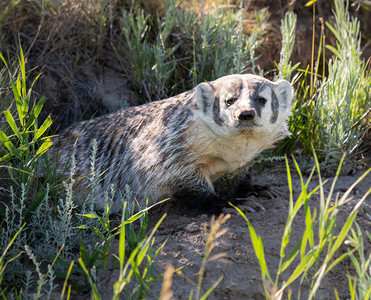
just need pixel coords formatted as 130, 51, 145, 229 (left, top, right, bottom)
233, 151, 371, 299
312, 0, 370, 163
345, 224, 371, 299
281, 0, 370, 165
118, 0, 264, 101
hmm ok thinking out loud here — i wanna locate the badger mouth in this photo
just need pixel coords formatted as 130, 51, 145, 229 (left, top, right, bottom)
235, 120, 262, 129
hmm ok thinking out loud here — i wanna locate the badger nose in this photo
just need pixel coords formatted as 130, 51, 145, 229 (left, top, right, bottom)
238, 110, 255, 121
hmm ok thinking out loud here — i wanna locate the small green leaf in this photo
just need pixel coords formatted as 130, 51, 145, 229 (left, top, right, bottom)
35, 138, 53, 156
33, 115, 52, 141
78, 213, 100, 219
19, 46, 26, 98
0, 131, 21, 159
78, 258, 101, 300
326, 22, 341, 45
4, 110, 21, 140
0, 152, 14, 163
119, 202, 127, 271
74, 225, 88, 230
135, 244, 149, 267
326, 45, 342, 59
91, 227, 105, 240
279, 238, 302, 273
200, 275, 223, 300
232, 203, 272, 283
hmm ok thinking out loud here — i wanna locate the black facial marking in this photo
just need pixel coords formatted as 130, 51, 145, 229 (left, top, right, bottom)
202, 95, 209, 114
256, 97, 267, 106
270, 89, 279, 123
255, 103, 262, 118
213, 97, 224, 126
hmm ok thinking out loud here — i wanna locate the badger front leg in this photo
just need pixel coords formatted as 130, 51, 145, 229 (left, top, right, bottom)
172, 175, 225, 214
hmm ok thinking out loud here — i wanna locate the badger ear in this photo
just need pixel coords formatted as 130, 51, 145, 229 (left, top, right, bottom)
194, 82, 216, 113
274, 79, 293, 111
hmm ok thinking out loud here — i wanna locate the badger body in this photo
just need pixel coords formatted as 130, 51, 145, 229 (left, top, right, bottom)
56, 74, 293, 212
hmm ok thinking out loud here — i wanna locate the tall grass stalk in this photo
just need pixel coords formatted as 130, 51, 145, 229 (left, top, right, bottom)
194, 214, 229, 300
174, 214, 229, 300
233, 151, 371, 299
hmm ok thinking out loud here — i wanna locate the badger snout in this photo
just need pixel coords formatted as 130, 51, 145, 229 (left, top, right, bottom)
238, 110, 256, 121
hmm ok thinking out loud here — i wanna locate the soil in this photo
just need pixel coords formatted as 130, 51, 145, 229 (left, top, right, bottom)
82, 163, 370, 300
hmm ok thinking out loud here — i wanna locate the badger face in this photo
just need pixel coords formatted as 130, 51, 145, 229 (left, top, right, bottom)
194, 74, 293, 136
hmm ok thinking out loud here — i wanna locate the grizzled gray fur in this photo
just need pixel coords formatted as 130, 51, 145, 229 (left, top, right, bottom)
55, 74, 293, 212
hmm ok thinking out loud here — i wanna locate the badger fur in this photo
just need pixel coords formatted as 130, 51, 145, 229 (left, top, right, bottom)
55, 74, 293, 212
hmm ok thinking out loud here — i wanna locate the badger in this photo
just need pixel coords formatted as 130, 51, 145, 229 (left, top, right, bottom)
55, 74, 293, 213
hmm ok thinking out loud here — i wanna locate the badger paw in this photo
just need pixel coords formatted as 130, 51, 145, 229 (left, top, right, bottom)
236, 179, 282, 199
222, 196, 267, 214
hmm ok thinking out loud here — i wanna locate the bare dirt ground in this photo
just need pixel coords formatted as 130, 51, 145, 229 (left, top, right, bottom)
91, 161, 370, 300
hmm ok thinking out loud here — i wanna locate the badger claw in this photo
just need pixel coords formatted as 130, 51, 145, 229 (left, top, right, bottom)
255, 188, 281, 199
235, 197, 266, 212
222, 204, 258, 215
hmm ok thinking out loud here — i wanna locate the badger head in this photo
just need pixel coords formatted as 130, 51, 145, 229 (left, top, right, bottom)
194, 74, 293, 137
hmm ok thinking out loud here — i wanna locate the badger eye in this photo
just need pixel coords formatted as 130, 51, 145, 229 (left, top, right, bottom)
256, 97, 267, 105
226, 98, 236, 106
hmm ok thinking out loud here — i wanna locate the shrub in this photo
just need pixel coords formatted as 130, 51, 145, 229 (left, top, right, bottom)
281, 0, 370, 164
118, 0, 265, 101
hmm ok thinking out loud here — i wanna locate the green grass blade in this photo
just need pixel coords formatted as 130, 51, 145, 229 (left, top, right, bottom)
119, 202, 127, 271
200, 275, 223, 300
25, 96, 46, 130
325, 22, 341, 48
0, 130, 21, 159
33, 115, 53, 141
280, 254, 314, 290
279, 238, 302, 273
78, 258, 101, 300
4, 110, 21, 140
35, 137, 53, 157
232, 203, 272, 283
19, 45, 26, 98
329, 187, 371, 260
11, 76, 26, 127
61, 260, 74, 300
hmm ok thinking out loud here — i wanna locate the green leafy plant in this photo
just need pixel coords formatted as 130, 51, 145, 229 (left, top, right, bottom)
280, 0, 370, 163
118, 0, 265, 101
0, 47, 53, 189
119, 2, 178, 101
232, 151, 371, 299
312, 0, 370, 163
0, 225, 24, 290
277, 11, 300, 82
74, 196, 166, 299
344, 224, 371, 300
